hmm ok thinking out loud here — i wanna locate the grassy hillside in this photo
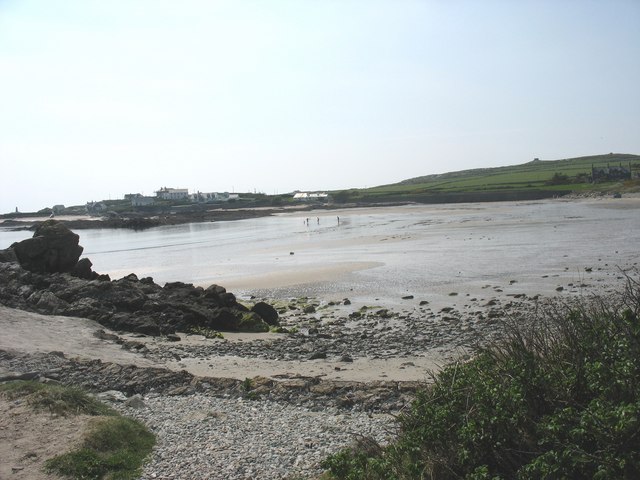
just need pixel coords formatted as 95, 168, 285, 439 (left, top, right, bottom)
333, 153, 640, 203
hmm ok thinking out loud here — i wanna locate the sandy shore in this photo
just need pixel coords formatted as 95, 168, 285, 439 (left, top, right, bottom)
2, 196, 638, 384
0, 305, 446, 383
2, 196, 638, 480
219, 261, 383, 290
0, 306, 156, 371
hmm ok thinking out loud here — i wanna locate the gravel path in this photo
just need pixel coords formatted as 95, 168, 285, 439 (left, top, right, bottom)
111, 393, 394, 480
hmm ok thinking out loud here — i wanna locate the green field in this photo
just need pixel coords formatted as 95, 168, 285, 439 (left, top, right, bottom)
334, 153, 640, 203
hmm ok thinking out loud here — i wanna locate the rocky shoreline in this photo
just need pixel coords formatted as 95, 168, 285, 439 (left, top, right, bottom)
0, 349, 421, 412
0, 220, 286, 336
0, 349, 400, 480
2, 216, 633, 479
0, 201, 420, 231
0, 219, 431, 478
1, 208, 282, 231
0, 282, 547, 479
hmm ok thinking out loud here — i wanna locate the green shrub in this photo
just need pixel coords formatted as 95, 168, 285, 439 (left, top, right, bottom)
323, 274, 640, 479
242, 377, 254, 391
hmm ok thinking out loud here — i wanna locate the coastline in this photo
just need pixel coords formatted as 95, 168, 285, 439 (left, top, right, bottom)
1, 196, 639, 479
1, 266, 632, 479
3, 191, 636, 232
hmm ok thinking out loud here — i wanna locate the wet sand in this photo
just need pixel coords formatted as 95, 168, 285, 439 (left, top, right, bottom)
233, 197, 640, 309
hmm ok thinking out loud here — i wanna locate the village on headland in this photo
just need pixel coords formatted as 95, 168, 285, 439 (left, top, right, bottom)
2, 153, 639, 231
4, 187, 331, 218
0, 186, 336, 231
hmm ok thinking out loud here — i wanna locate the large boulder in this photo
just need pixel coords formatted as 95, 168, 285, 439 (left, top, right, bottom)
11, 220, 83, 273
203, 284, 239, 306
251, 301, 280, 326
71, 257, 95, 280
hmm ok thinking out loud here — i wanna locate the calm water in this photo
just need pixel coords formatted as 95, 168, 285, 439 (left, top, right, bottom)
2, 200, 638, 303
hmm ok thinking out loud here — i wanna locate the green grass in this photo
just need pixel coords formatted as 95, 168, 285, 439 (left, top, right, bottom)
0, 381, 115, 416
322, 274, 640, 479
333, 153, 640, 202
45, 416, 155, 480
0, 381, 155, 479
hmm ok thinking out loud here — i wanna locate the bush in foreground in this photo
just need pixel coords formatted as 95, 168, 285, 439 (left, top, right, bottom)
323, 275, 640, 479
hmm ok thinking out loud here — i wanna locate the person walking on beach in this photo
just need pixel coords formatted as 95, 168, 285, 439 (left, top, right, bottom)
337, 216, 340, 224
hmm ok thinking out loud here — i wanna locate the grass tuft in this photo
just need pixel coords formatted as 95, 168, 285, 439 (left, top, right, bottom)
0, 381, 115, 416
0, 381, 155, 479
45, 416, 156, 480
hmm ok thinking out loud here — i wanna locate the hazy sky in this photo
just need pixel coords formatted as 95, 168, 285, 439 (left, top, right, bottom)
1, 1, 639, 213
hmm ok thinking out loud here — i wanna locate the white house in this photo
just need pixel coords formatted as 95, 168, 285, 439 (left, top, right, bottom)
156, 187, 189, 200
293, 192, 329, 201
220, 192, 239, 201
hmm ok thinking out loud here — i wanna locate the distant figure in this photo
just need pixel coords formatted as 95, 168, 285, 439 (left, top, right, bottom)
317, 217, 319, 224
337, 216, 340, 224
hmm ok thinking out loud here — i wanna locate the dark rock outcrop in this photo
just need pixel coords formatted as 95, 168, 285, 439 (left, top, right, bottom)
71, 257, 96, 280
251, 301, 280, 326
1, 350, 421, 412
0, 224, 278, 335
11, 220, 84, 273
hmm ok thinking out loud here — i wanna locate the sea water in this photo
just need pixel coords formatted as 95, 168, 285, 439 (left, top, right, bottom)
1, 199, 638, 304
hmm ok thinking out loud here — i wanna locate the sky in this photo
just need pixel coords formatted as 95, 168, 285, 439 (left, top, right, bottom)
1, 0, 639, 213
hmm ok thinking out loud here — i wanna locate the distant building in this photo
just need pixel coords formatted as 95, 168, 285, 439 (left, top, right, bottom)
133, 196, 155, 207
222, 192, 239, 201
52, 205, 66, 214
86, 201, 107, 215
591, 164, 631, 183
191, 191, 240, 203
156, 187, 189, 200
124, 193, 155, 207
293, 192, 329, 202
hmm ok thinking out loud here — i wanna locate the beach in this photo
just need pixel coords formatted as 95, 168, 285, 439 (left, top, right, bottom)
1, 197, 639, 479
